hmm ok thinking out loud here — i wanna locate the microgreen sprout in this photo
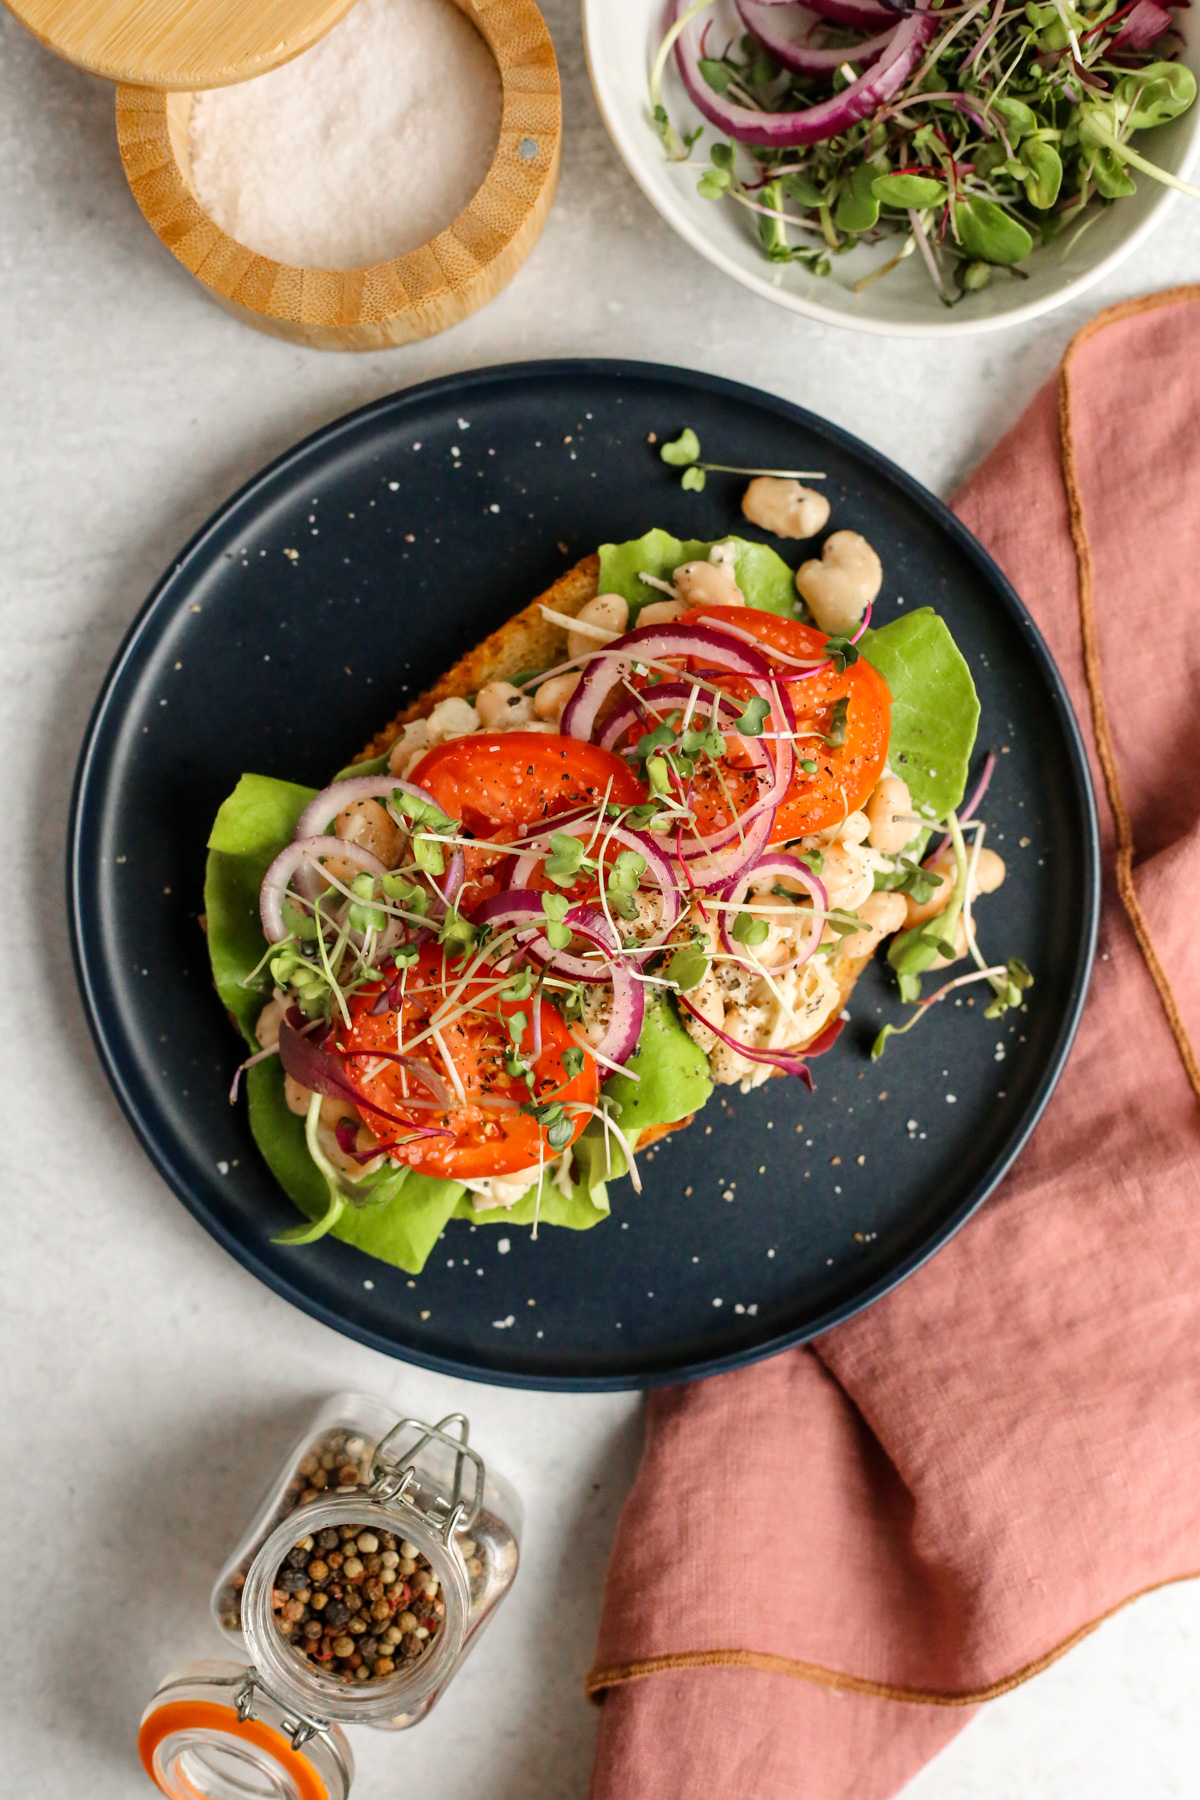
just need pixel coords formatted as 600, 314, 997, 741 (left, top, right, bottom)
659, 428, 827, 494
651, 0, 1199, 303
541, 890, 572, 951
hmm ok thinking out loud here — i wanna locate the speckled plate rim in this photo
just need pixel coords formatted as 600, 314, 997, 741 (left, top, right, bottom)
68, 359, 1099, 1390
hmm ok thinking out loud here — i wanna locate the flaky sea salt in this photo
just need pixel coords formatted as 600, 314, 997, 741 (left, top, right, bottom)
188, 0, 503, 270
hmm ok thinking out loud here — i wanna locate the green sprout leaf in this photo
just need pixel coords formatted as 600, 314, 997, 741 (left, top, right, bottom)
872, 172, 946, 210
562, 1045, 586, 1080
953, 196, 1033, 265
380, 872, 429, 915
821, 696, 851, 747
991, 95, 1038, 141
607, 849, 648, 894
732, 910, 770, 947
734, 695, 771, 737
1116, 63, 1196, 130
681, 466, 707, 491
835, 161, 882, 232
541, 888, 572, 950
781, 170, 822, 207
665, 941, 710, 992
547, 1115, 575, 1151
411, 832, 445, 878
660, 428, 701, 467
698, 167, 731, 200
646, 754, 672, 796
699, 56, 735, 93
822, 635, 860, 675
1023, 138, 1062, 210
544, 831, 586, 885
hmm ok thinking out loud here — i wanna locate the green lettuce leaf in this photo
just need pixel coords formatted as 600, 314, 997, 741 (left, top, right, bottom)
598, 528, 796, 620
245, 1059, 463, 1272
600, 992, 713, 1132
206, 773, 317, 1043
861, 608, 980, 819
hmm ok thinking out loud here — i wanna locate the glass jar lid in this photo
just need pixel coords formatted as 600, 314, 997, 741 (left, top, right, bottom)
139, 1661, 354, 1800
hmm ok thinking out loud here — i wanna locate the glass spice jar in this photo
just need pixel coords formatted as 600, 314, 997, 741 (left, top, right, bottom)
138, 1394, 521, 1800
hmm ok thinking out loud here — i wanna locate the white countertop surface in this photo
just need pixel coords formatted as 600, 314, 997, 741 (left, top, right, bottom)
4, 4, 1200, 1793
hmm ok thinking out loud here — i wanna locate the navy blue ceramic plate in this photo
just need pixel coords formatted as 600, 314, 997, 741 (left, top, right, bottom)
69, 362, 1098, 1390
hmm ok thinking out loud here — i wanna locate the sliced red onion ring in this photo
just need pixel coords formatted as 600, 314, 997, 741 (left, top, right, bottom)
294, 775, 441, 842
596, 680, 744, 754
678, 995, 814, 1089
561, 620, 773, 742
737, 0, 897, 73
677, 792, 776, 891
674, 0, 937, 146
509, 822, 681, 946
801, 0, 897, 26
466, 891, 646, 1066
716, 850, 829, 968
260, 836, 388, 943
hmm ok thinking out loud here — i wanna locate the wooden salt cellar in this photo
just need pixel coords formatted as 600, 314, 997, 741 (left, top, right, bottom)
4, 0, 362, 88
112, 0, 560, 352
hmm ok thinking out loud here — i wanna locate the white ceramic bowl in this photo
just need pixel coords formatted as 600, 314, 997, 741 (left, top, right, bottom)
583, 0, 1200, 336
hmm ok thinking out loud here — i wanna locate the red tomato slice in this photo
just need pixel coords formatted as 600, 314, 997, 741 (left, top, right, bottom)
409, 732, 647, 914
690, 607, 891, 841
336, 944, 599, 1181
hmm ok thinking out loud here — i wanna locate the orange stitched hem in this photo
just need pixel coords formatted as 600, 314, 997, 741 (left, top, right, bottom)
585, 1564, 1200, 1706
1059, 284, 1200, 1103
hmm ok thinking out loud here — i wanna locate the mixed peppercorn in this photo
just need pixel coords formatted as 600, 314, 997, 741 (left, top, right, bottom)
217, 1425, 487, 1687
272, 1521, 445, 1682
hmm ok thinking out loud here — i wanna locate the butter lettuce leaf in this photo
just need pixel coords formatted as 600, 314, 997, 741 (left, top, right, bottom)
206, 773, 317, 1043
861, 608, 980, 819
599, 528, 796, 619
245, 1059, 462, 1273
601, 992, 713, 1131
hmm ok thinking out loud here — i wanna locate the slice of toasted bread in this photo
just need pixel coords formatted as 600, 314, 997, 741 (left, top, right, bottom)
355, 552, 878, 1085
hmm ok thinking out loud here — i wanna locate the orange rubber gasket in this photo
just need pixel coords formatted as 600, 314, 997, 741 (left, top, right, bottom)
138, 1700, 328, 1800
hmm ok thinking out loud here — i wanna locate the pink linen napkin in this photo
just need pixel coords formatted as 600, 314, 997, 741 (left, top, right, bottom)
587, 287, 1200, 1800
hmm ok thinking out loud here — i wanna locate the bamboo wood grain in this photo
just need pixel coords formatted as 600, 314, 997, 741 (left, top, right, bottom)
5, 0, 360, 89
115, 0, 561, 352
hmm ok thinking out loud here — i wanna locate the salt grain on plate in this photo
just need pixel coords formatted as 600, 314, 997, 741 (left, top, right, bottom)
188, 0, 503, 270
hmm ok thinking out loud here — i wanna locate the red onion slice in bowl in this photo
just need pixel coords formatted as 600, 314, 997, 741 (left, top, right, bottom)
674, 0, 937, 146
800, 0, 897, 27
737, 0, 897, 74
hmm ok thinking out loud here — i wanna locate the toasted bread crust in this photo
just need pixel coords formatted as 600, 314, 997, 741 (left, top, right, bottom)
355, 554, 602, 765
357, 549, 875, 1099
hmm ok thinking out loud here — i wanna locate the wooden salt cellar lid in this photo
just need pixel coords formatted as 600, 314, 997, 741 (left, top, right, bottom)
4, 0, 361, 88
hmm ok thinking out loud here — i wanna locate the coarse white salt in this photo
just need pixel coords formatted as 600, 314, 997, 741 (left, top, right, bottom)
188, 0, 503, 270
